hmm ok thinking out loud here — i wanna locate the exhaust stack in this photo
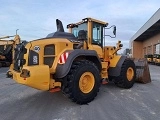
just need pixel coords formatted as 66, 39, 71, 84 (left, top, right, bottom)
56, 19, 64, 32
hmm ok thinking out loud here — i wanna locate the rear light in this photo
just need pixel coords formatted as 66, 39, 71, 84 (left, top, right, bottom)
28, 50, 39, 66
58, 52, 69, 64
33, 55, 38, 64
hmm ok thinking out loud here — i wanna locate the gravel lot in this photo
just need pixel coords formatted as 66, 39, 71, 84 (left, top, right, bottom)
0, 65, 160, 120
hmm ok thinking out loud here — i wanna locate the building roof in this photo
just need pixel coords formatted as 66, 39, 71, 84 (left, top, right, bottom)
130, 8, 160, 41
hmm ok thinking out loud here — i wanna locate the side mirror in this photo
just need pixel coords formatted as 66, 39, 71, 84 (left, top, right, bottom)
119, 44, 123, 47
113, 26, 116, 36
105, 25, 116, 38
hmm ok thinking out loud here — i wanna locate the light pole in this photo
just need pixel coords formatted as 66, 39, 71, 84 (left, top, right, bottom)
16, 29, 19, 35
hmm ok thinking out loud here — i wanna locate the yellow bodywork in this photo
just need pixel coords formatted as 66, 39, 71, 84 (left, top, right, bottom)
156, 59, 160, 64
9, 38, 74, 90
9, 63, 61, 90
26, 38, 73, 73
12, 65, 50, 90
89, 45, 103, 58
147, 58, 152, 63
0, 40, 13, 46
9, 18, 123, 91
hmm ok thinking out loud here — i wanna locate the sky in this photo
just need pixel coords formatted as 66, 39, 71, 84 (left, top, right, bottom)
0, 0, 159, 53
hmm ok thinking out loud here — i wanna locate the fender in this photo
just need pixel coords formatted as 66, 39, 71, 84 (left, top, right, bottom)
108, 56, 127, 77
54, 49, 102, 78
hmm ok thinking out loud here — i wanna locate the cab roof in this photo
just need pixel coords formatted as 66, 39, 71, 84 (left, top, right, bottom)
67, 17, 108, 28
86, 17, 108, 25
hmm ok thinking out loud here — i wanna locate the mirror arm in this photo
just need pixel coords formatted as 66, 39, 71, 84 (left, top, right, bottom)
104, 34, 116, 38
104, 25, 116, 38
105, 25, 116, 29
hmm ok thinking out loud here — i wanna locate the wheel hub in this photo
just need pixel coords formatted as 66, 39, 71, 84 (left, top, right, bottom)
79, 72, 95, 93
127, 67, 134, 81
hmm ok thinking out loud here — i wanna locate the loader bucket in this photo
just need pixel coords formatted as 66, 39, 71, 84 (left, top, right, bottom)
134, 58, 151, 83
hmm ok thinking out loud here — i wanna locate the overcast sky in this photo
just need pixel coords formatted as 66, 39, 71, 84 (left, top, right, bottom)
0, 0, 159, 52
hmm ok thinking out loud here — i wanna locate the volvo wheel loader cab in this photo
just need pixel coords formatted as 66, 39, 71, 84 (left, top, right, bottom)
7, 18, 136, 104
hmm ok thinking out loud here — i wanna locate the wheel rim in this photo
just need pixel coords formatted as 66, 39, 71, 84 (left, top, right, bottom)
126, 67, 134, 81
79, 72, 95, 94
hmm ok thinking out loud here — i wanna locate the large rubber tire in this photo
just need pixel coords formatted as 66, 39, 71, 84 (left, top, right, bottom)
62, 60, 101, 104
114, 59, 136, 89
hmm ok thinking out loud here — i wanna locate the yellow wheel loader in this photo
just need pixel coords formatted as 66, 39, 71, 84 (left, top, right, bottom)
0, 35, 21, 68
7, 18, 137, 104
144, 54, 153, 64
153, 54, 158, 65
155, 54, 160, 65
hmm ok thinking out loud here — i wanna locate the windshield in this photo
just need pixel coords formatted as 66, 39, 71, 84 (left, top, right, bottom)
72, 23, 87, 37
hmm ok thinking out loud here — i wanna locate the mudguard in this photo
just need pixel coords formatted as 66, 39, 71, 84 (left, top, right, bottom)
54, 49, 102, 78
108, 56, 127, 77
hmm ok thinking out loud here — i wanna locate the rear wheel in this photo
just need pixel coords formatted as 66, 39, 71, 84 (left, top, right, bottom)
114, 59, 136, 89
62, 60, 101, 104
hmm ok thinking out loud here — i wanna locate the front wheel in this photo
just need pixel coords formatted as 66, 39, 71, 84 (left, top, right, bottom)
62, 60, 101, 104
114, 59, 136, 89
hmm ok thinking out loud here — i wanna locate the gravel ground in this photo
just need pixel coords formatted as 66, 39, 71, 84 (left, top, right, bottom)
0, 65, 160, 120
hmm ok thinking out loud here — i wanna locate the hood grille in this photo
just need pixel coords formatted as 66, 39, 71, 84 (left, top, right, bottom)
44, 44, 55, 68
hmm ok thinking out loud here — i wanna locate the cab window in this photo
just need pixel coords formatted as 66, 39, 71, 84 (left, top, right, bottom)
92, 22, 103, 46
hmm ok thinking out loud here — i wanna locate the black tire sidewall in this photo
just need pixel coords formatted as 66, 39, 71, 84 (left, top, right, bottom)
120, 60, 136, 88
